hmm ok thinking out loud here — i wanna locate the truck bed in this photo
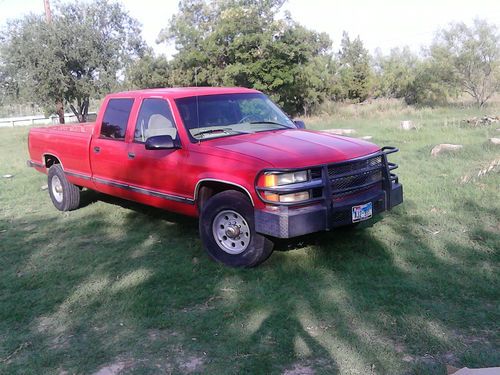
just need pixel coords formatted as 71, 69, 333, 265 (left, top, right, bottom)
28, 123, 94, 179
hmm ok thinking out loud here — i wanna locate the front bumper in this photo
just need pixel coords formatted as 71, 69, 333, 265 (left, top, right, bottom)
254, 147, 403, 238
255, 182, 402, 238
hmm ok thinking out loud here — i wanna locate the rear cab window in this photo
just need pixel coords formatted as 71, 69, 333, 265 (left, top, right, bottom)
100, 98, 134, 140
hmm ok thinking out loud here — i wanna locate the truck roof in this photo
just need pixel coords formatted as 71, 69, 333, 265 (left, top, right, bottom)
109, 87, 261, 99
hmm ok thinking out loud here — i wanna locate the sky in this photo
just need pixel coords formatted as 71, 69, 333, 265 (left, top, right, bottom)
1, 0, 499, 58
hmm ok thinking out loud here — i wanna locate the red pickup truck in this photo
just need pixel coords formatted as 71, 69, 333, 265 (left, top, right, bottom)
28, 87, 403, 267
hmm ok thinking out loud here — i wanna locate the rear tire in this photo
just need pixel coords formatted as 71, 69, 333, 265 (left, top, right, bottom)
48, 165, 80, 211
199, 190, 273, 268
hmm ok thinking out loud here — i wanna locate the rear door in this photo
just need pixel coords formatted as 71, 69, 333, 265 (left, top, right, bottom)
90, 97, 135, 191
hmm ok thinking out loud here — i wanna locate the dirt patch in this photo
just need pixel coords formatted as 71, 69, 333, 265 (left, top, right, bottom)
402, 352, 460, 367
150, 353, 203, 374
178, 355, 204, 373
144, 342, 204, 374
402, 354, 414, 363
147, 329, 179, 341
394, 342, 407, 353
457, 330, 494, 345
283, 363, 315, 375
49, 334, 73, 350
282, 359, 337, 375
417, 354, 439, 366
443, 352, 459, 364
92, 360, 134, 375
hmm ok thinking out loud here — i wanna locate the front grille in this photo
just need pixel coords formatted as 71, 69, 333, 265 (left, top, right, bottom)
328, 156, 382, 177
328, 155, 384, 200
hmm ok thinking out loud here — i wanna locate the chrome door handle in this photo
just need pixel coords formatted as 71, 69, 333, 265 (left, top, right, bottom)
128, 152, 135, 159
93, 146, 100, 153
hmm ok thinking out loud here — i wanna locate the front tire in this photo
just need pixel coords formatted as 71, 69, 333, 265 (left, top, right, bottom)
199, 190, 273, 268
48, 165, 80, 211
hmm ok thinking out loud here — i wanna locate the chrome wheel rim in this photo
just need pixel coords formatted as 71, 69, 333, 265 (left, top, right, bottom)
51, 175, 64, 203
212, 210, 250, 254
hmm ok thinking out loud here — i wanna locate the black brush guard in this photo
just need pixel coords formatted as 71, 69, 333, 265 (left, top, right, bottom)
254, 147, 403, 238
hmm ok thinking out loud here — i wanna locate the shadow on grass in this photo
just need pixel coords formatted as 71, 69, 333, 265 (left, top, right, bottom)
0, 194, 498, 374
79, 189, 198, 229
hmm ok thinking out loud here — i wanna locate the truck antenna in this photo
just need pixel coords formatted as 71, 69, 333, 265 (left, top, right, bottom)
194, 67, 200, 87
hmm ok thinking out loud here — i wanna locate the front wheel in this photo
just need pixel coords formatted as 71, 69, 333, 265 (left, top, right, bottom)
199, 190, 273, 268
48, 165, 81, 211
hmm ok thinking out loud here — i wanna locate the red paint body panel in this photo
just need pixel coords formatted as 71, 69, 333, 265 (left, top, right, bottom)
207, 129, 379, 168
28, 87, 381, 216
28, 124, 94, 181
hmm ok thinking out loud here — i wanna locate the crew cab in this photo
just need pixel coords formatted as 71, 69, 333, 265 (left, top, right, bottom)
28, 87, 403, 267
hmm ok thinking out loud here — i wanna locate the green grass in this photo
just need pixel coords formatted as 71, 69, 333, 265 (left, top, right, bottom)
0, 103, 499, 374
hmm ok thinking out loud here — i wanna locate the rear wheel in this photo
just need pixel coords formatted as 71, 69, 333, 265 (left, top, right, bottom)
48, 165, 80, 211
199, 190, 273, 267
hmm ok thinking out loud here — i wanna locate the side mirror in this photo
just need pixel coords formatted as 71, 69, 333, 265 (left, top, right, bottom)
145, 135, 180, 150
293, 120, 306, 129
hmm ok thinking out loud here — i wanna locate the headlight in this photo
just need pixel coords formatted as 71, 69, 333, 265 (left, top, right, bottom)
263, 191, 310, 203
257, 170, 311, 203
262, 171, 308, 187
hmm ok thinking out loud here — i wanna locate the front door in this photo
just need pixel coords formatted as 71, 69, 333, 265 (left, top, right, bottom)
126, 97, 190, 207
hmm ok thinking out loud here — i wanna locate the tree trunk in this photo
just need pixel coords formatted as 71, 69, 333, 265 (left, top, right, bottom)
82, 97, 89, 122
70, 97, 90, 123
56, 100, 65, 124
69, 104, 82, 122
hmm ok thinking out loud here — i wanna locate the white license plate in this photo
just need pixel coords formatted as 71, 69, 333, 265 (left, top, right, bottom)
352, 202, 373, 223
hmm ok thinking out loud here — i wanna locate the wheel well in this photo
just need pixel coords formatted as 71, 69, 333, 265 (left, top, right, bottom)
44, 154, 61, 168
196, 181, 253, 211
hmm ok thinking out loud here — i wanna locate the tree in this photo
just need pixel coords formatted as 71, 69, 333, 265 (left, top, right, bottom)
0, 57, 17, 106
337, 32, 372, 102
431, 19, 500, 107
373, 47, 418, 99
125, 54, 171, 89
0, 0, 146, 123
158, 0, 333, 115
373, 46, 459, 106
404, 59, 458, 106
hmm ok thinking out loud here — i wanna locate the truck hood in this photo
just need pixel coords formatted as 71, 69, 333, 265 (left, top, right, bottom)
208, 129, 381, 168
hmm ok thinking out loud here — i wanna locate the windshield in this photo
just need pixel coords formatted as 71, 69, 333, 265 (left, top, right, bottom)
175, 93, 295, 141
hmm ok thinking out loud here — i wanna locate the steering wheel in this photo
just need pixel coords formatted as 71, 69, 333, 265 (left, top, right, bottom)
238, 114, 261, 124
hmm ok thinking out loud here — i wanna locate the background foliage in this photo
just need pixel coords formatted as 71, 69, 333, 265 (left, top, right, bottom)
0, 0, 145, 122
0, 0, 499, 119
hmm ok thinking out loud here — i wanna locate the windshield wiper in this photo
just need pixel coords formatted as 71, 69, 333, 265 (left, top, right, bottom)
249, 121, 292, 128
193, 127, 248, 138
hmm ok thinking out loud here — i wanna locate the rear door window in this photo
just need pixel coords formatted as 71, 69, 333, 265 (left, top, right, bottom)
100, 98, 134, 140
